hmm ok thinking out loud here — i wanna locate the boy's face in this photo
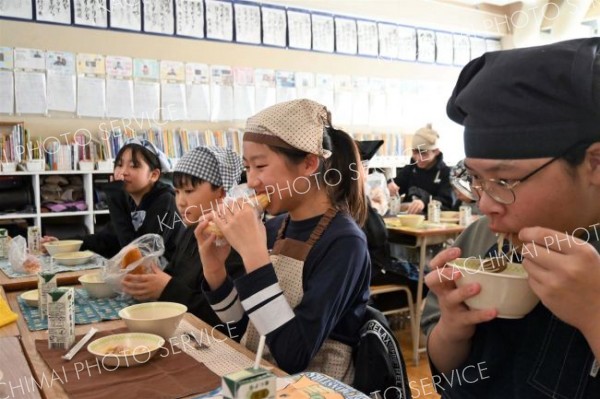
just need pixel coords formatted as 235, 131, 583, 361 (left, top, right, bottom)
465, 156, 592, 241
175, 181, 224, 226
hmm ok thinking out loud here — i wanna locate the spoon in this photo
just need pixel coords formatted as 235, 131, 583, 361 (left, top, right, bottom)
182, 331, 209, 350
481, 257, 508, 273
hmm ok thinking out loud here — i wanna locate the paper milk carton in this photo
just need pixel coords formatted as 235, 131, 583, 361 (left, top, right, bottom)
27, 226, 41, 255
47, 287, 75, 350
222, 367, 276, 399
37, 271, 57, 319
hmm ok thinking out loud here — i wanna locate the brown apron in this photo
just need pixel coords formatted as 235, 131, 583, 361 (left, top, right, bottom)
242, 208, 355, 383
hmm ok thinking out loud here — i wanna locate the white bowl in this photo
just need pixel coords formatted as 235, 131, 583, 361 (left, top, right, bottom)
449, 257, 539, 319
119, 302, 187, 339
20, 289, 39, 307
79, 272, 115, 298
43, 240, 83, 256
397, 214, 425, 228
53, 250, 94, 266
87, 332, 165, 368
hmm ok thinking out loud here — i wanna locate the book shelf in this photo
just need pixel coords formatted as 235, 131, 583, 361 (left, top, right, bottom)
0, 170, 113, 236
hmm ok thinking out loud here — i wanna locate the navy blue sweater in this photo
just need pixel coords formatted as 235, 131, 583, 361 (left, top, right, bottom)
204, 212, 370, 374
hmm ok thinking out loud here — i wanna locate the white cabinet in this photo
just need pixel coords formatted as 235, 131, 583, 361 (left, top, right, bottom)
0, 170, 112, 235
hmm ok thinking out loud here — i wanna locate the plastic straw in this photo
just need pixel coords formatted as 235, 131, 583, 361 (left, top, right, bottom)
254, 335, 266, 369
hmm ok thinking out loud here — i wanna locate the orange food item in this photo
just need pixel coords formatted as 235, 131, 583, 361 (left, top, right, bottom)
122, 247, 145, 274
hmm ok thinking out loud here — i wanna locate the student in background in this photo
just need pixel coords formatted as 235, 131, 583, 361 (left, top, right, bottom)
42, 138, 182, 260
449, 159, 480, 215
422, 38, 600, 397
196, 99, 370, 382
122, 146, 244, 326
387, 124, 453, 213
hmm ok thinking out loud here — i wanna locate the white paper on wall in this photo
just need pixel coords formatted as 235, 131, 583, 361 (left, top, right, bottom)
313, 74, 334, 109
106, 78, 134, 118
470, 37, 487, 60
234, 2, 261, 44
357, 20, 378, 57
295, 72, 315, 100
378, 23, 400, 59
233, 67, 255, 120
46, 51, 76, 113
333, 75, 353, 125
35, 0, 71, 24
161, 83, 187, 121
186, 84, 210, 121
206, 0, 234, 41
351, 76, 370, 126
77, 76, 105, 117
0, 71, 15, 114
311, 13, 334, 53
417, 30, 436, 63
74, 0, 107, 28
435, 32, 454, 65
287, 10, 312, 50
334, 17, 357, 55
109, 0, 142, 31
255, 69, 276, 112
0, 0, 32, 19
275, 71, 296, 103
134, 81, 160, 119
261, 6, 286, 47
369, 78, 386, 127
398, 26, 417, 62
143, 0, 175, 35
176, 0, 204, 38
15, 71, 47, 115
14, 48, 45, 70
210, 66, 234, 121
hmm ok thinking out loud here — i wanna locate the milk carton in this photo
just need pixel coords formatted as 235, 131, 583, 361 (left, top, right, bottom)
37, 271, 57, 319
222, 367, 276, 399
27, 226, 41, 255
47, 287, 75, 350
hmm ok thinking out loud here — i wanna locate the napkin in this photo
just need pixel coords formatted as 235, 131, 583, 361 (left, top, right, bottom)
0, 296, 18, 327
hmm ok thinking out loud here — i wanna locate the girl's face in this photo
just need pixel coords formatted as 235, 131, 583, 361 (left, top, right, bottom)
175, 181, 224, 226
113, 148, 160, 199
243, 141, 313, 215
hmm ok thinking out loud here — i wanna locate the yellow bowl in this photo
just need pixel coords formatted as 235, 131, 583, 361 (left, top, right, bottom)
53, 251, 95, 266
20, 289, 39, 307
449, 257, 539, 319
79, 272, 115, 298
397, 214, 425, 228
87, 333, 165, 368
43, 240, 83, 256
119, 302, 187, 339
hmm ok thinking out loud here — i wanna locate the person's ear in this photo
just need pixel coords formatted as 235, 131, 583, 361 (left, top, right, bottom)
586, 142, 600, 185
302, 154, 321, 176
149, 169, 161, 183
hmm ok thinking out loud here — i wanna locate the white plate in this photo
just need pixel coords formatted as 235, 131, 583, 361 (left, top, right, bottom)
20, 289, 39, 307
87, 333, 165, 368
52, 251, 95, 266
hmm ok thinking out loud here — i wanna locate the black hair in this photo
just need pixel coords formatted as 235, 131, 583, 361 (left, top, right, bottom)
114, 143, 161, 174
172, 172, 220, 191
269, 127, 367, 226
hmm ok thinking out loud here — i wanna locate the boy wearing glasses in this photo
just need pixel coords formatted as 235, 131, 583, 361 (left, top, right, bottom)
387, 124, 454, 214
422, 38, 600, 398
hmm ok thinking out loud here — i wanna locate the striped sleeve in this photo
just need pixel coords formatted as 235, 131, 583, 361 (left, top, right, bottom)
202, 277, 245, 324
235, 264, 295, 336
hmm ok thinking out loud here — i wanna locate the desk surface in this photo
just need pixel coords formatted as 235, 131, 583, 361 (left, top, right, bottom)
0, 269, 96, 292
5, 290, 284, 398
386, 222, 466, 237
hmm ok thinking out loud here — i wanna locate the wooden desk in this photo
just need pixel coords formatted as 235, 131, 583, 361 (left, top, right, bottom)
0, 286, 19, 337
385, 222, 466, 365
6, 290, 284, 398
0, 269, 98, 292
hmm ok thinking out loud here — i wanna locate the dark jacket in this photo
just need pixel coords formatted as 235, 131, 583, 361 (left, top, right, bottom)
82, 180, 182, 260
160, 224, 245, 326
391, 153, 453, 210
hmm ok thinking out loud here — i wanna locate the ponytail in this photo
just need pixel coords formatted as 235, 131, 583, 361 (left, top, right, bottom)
323, 128, 367, 226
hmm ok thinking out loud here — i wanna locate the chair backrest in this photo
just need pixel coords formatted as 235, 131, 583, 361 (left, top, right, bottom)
353, 306, 412, 399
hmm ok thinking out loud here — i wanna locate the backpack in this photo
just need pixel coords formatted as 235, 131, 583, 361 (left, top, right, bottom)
353, 306, 412, 399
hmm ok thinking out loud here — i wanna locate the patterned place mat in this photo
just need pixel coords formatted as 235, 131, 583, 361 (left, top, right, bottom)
0, 257, 101, 279
18, 288, 136, 331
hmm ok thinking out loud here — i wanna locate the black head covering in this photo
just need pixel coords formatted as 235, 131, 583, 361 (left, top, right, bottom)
447, 38, 600, 159
355, 140, 384, 161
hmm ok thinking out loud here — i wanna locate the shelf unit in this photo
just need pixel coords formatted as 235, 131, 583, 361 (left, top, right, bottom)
0, 169, 113, 234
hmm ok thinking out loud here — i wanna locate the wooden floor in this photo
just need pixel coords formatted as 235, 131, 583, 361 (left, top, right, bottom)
395, 319, 441, 399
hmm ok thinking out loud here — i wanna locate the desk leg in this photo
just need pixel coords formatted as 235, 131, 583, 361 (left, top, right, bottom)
413, 236, 428, 366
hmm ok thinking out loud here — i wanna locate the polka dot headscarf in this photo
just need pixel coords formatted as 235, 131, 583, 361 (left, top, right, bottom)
244, 99, 333, 159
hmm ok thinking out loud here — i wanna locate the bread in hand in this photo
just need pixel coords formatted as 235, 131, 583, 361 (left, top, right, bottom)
122, 247, 145, 274
204, 194, 270, 238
